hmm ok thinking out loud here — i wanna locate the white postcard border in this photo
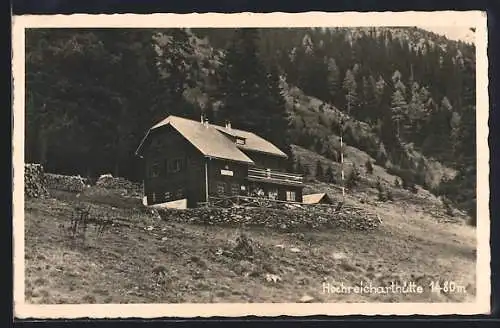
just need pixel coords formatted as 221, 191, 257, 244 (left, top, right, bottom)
12, 11, 490, 318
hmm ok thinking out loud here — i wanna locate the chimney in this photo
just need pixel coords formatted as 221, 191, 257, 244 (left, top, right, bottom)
200, 113, 205, 124
225, 121, 232, 130
203, 116, 209, 128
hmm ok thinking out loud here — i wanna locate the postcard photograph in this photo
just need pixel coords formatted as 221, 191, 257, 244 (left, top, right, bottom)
12, 11, 490, 318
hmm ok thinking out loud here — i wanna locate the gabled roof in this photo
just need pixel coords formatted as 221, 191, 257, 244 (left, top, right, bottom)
136, 115, 254, 164
212, 125, 288, 158
136, 115, 287, 164
302, 193, 332, 204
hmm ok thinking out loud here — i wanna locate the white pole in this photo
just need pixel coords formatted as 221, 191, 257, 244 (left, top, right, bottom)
205, 158, 209, 204
340, 130, 345, 199
340, 91, 350, 201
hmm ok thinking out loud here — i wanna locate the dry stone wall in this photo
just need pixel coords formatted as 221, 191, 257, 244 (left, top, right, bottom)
96, 174, 142, 196
45, 173, 87, 192
24, 164, 50, 198
158, 205, 381, 231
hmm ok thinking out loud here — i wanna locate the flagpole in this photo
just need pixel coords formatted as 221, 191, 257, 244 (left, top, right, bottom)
340, 91, 350, 202
340, 122, 345, 200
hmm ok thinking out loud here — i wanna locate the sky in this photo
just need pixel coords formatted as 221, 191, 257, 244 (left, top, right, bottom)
419, 26, 475, 44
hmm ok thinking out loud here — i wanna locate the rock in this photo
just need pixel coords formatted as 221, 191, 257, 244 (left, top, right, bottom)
264, 273, 282, 283
289, 247, 301, 253
332, 252, 347, 260
157, 201, 382, 232
299, 295, 315, 303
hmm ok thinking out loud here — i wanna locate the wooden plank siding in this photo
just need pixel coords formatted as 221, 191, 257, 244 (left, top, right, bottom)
206, 158, 249, 198
240, 150, 286, 171
140, 124, 303, 207
142, 126, 205, 207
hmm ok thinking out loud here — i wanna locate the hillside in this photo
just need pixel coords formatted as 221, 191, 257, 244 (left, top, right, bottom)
25, 27, 476, 219
25, 182, 476, 304
179, 27, 475, 218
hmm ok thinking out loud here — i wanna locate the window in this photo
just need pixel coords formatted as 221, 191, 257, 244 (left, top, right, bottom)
164, 191, 171, 201
286, 191, 296, 202
152, 192, 157, 203
268, 189, 278, 200
168, 158, 183, 173
216, 182, 226, 195
150, 162, 160, 178
231, 183, 240, 196
236, 138, 245, 145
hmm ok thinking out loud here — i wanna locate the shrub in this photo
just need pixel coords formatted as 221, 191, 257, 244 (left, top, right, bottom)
365, 160, 374, 174
346, 164, 361, 189
386, 189, 394, 201
377, 190, 387, 202
375, 178, 383, 193
376, 179, 393, 202
325, 166, 336, 183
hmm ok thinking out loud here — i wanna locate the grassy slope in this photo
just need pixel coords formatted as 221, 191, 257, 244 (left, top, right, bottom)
25, 185, 475, 304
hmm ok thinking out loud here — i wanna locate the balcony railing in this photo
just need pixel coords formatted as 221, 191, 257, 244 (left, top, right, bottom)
247, 167, 303, 185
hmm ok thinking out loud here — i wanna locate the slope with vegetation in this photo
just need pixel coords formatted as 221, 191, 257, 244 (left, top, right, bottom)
25, 27, 476, 221
25, 183, 476, 304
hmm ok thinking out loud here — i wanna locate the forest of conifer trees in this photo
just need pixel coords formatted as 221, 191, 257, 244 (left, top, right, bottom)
24, 27, 477, 218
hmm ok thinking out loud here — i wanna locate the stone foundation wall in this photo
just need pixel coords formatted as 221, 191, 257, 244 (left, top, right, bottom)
158, 205, 381, 231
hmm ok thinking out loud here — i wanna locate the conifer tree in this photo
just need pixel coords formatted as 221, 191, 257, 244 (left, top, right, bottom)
315, 160, 324, 181
156, 29, 197, 119
362, 75, 378, 123
365, 159, 374, 174
343, 69, 358, 116
217, 28, 268, 130
325, 166, 336, 183
391, 89, 408, 139
327, 58, 340, 104
263, 63, 292, 157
